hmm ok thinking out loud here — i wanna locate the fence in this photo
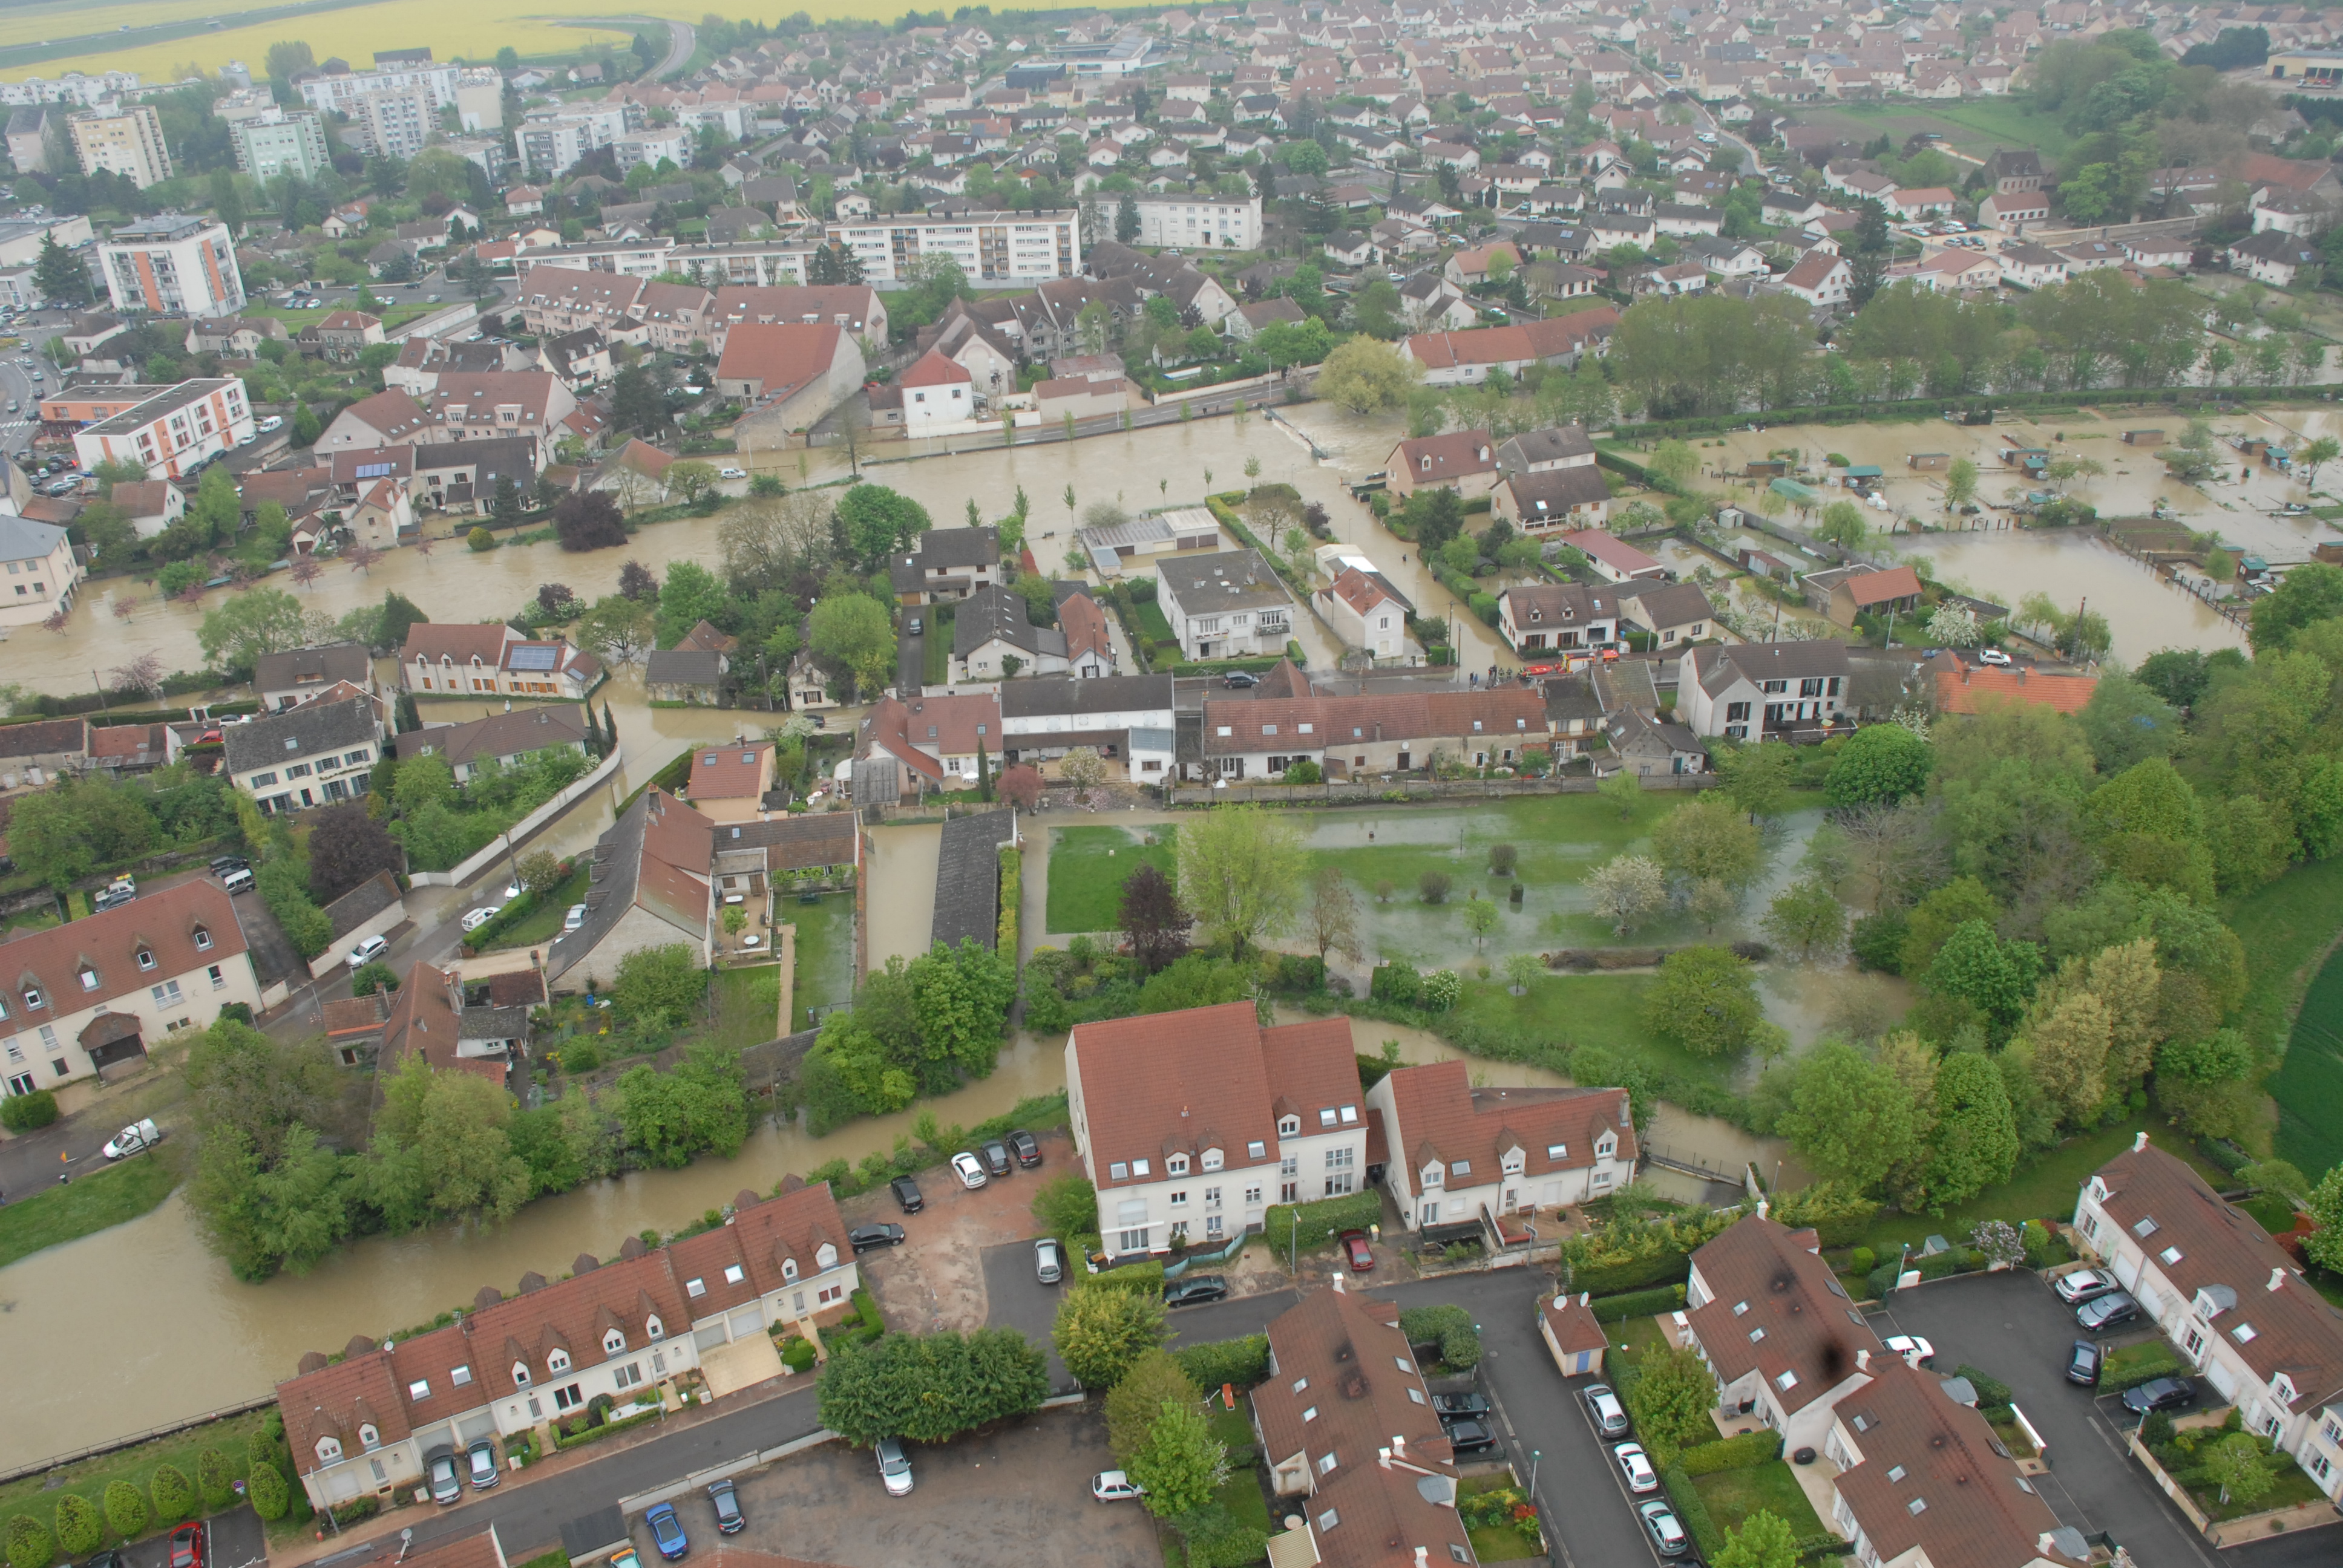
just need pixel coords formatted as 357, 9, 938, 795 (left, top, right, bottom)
408, 745, 625, 887
2092, 527, 2252, 630
0, 1394, 280, 1487
1163, 1234, 1250, 1278
1166, 774, 1715, 806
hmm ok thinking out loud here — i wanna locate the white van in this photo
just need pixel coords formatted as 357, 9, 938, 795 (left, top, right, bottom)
220, 866, 255, 895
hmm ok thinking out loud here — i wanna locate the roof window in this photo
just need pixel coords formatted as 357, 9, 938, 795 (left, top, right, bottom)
2133, 1216, 2159, 1238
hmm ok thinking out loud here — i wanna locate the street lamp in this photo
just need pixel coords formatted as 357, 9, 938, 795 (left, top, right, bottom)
1529, 1449, 1541, 1497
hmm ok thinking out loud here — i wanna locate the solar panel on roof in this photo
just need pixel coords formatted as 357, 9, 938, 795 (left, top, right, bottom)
507, 645, 559, 671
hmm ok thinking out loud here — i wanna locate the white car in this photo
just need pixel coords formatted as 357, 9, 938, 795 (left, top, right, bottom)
1976, 648, 2014, 667
876, 1437, 913, 1497
719, 466, 746, 479
951, 1151, 989, 1189
460, 907, 501, 932
1091, 1471, 1144, 1503
1883, 1333, 1936, 1368
1614, 1442, 1659, 1494
102, 1118, 162, 1159
347, 934, 390, 969
257, 414, 284, 433
564, 903, 588, 932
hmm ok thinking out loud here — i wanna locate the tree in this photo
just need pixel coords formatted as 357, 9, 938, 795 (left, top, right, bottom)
516, 849, 567, 897
1826, 721, 1934, 808
907, 938, 1018, 1080
307, 802, 402, 904
1175, 806, 1305, 956
1504, 952, 1542, 995
1315, 336, 1419, 414
2204, 1433, 2279, 1508
655, 559, 729, 648
807, 594, 896, 699
1585, 854, 1667, 934
1061, 746, 1110, 802
1927, 921, 2040, 1042
1778, 1040, 1921, 1194
1622, 1344, 1717, 1464
1116, 193, 1141, 243
2305, 1165, 2343, 1273
1647, 439, 1697, 490
244, 1460, 290, 1523
1053, 1283, 1170, 1390
1121, 862, 1193, 973
1944, 457, 1979, 512
2023, 988, 2112, 1124
1306, 866, 1362, 964
999, 762, 1045, 811
836, 483, 932, 565
150, 1465, 196, 1523
610, 943, 708, 1028
2299, 436, 2340, 488
1815, 500, 1869, 552
7, 1517, 52, 1568
1762, 878, 1846, 961
350, 962, 399, 998
34, 232, 91, 306
102, 1482, 146, 1542
292, 403, 321, 446
817, 1328, 1049, 1446
51, 1496, 100, 1560
2248, 561, 2343, 653
1106, 1349, 1198, 1461
575, 595, 657, 668
367, 1056, 532, 1231
1463, 895, 1498, 949
1645, 946, 1761, 1056
1129, 1399, 1230, 1521
1598, 766, 1643, 820
554, 490, 629, 551
1651, 797, 1761, 890
1715, 1511, 1798, 1568
197, 587, 309, 677
1714, 741, 1795, 820
1918, 1050, 2019, 1212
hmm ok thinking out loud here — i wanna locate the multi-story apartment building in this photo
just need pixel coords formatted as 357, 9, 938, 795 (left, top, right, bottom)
828, 209, 1080, 284
1, 881, 262, 1102
613, 128, 692, 173
452, 68, 503, 132
1066, 1001, 1368, 1260
71, 378, 254, 479
351, 88, 436, 160
223, 695, 383, 815
295, 60, 462, 114
99, 215, 245, 317
228, 108, 330, 183
1126, 192, 1263, 250
0, 515, 83, 628
515, 104, 641, 179
2074, 1136, 2343, 1501
426, 371, 579, 463
69, 105, 172, 188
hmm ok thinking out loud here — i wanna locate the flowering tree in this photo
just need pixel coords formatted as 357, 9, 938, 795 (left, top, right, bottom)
1925, 602, 1981, 647
1968, 1218, 2025, 1270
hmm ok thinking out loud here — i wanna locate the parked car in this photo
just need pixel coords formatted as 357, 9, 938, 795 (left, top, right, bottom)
92, 876, 137, 911
980, 1137, 1013, 1177
1091, 1470, 1145, 1503
257, 414, 284, 433
2122, 1376, 2197, 1416
719, 466, 745, 479
102, 1118, 161, 1159
876, 1437, 914, 1497
1444, 1417, 1497, 1456
460, 907, 500, 932
706, 1479, 744, 1535
849, 1223, 906, 1252
1222, 671, 1260, 688
1614, 1442, 1659, 1494
2076, 1291, 2140, 1333
465, 1439, 499, 1489
1339, 1229, 1375, 1273
907, 617, 923, 636
1640, 1500, 1691, 1558
1977, 648, 2014, 667
564, 904, 587, 932
1584, 1383, 1630, 1437
645, 1502, 688, 1560
425, 1446, 462, 1504
1008, 1128, 1042, 1168
1882, 1334, 1936, 1368
889, 1174, 925, 1214
166, 1524, 205, 1568
2053, 1268, 2119, 1306
2066, 1340, 2102, 1387
1431, 1393, 1491, 1419
1164, 1275, 1228, 1307
209, 855, 249, 877
1034, 1237, 1064, 1284
951, 1151, 988, 1189
347, 933, 391, 969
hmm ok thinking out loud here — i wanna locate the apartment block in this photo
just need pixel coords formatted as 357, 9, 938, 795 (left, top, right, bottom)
453, 68, 503, 132
295, 60, 462, 114
352, 88, 436, 161
828, 209, 1080, 284
1127, 192, 1263, 250
229, 108, 330, 183
71, 377, 254, 477
70, 105, 172, 188
99, 214, 245, 318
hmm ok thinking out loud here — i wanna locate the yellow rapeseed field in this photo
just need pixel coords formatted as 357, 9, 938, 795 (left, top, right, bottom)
3, 0, 1165, 83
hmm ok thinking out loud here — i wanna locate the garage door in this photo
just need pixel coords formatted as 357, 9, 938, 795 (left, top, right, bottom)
457, 1413, 497, 1445
729, 1304, 765, 1339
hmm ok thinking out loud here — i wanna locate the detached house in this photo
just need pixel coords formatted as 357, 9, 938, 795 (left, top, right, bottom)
1365, 1062, 1636, 1240
890, 525, 1002, 605
223, 696, 382, 815
1495, 582, 1619, 655
1156, 550, 1297, 661
400, 623, 602, 702
954, 581, 1068, 679
1683, 1214, 1879, 1460
1384, 429, 1500, 500
853, 690, 1002, 796
545, 789, 713, 984
1677, 641, 1851, 740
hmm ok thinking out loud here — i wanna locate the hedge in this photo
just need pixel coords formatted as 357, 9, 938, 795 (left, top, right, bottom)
1587, 1283, 1688, 1322
1660, 1462, 1724, 1560
554, 1404, 662, 1450
1398, 1303, 1482, 1371
1678, 1429, 1782, 1476
1087, 1258, 1167, 1295
997, 844, 1021, 958
1867, 1245, 1983, 1298
1174, 1333, 1272, 1393
2101, 1341, 2188, 1393
1262, 1191, 1383, 1258
8, 1517, 53, 1568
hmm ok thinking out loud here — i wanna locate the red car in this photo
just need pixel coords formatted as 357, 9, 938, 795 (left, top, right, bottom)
1339, 1230, 1375, 1273
169, 1523, 205, 1568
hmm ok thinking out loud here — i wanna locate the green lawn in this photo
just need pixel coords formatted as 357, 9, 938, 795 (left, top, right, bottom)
712, 965, 780, 1051
1690, 1460, 1826, 1540
922, 606, 954, 685
1045, 824, 1179, 935
488, 865, 592, 950
2252, 859, 2343, 1174
1856, 1117, 2230, 1256
0, 1153, 180, 1271
788, 892, 855, 1028
1132, 599, 1178, 647
0, 902, 59, 938
0, 1398, 270, 1529
1784, 99, 2078, 163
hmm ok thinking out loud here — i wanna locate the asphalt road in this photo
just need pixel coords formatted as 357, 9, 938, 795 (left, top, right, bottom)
114, 1508, 265, 1568
980, 1239, 1075, 1393
0, 1117, 159, 1205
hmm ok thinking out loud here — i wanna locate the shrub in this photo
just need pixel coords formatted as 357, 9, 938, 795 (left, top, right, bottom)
1265, 1191, 1383, 1258
1585, 1283, 1688, 1322
1173, 1334, 1271, 1394
1283, 759, 1322, 783
1085, 1259, 1167, 1295
779, 1336, 818, 1373
7, 1517, 53, 1568
102, 1483, 146, 1540
1849, 1247, 1876, 1276
1371, 961, 1421, 1005
50, 1498, 98, 1561
1849, 910, 1907, 973
1419, 870, 1453, 904
1952, 1364, 2014, 1410
0, 1089, 58, 1131
467, 526, 495, 552
244, 1462, 290, 1523
1175, 1504, 1271, 1568
195, 1448, 236, 1511
1420, 969, 1460, 1010
149, 1466, 196, 1524
1489, 843, 1518, 876
1398, 1303, 1481, 1370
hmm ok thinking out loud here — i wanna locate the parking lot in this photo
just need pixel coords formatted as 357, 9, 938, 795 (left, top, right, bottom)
659, 1403, 1157, 1568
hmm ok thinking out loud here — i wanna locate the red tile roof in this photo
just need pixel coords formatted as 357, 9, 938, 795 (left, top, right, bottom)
1935, 661, 2098, 716
1542, 1292, 1610, 1356
1838, 565, 1924, 607
899, 345, 973, 387
1687, 1214, 1878, 1417
1382, 1062, 1634, 1180
0, 880, 248, 1019
688, 741, 775, 802
716, 322, 845, 400
378, 962, 506, 1085
1392, 428, 1498, 483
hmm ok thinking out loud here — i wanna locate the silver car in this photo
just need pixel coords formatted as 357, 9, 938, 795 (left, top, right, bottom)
876, 1436, 913, 1497
1034, 1237, 1064, 1284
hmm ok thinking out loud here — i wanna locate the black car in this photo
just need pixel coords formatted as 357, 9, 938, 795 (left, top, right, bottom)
706, 1479, 744, 1535
1443, 1417, 1497, 1455
1164, 1275, 1228, 1307
1222, 671, 1260, 688
849, 1223, 906, 1252
2121, 1376, 2197, 1415
979, 1137, 1012, 1177
2066, 1340, 2102, 1387
1008, 1128, 1042, 1168
888, 1175, 924, 1214
209, 855, 249, 877
2076, 1291, 2140, 1334
1431, 1393, 1492, 1419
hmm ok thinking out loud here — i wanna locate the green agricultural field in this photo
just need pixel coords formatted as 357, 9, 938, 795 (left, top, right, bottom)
1786, 99, 2079, 163
1044, 824, 1179, 935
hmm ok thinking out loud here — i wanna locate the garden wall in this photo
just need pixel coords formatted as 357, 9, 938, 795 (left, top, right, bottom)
408, 744, 625, 886
1167, 774, 1714, 806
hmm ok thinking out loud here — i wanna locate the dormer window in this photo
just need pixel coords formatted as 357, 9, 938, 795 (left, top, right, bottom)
546, 1348, 571, 1374
358, 1423, 380, 1449
645, 1316, 663, 1340
816, 1242, 838, 1269
603, 1329, 626, 1354
78, 967, 99, 991
511, 1364, 531, 1387
193, 927, 212, 951
1422, 1164, 1443, 1189
782, 1258, 799, 1281
1168, 1155, 1189, 1176
316, 1437, 343, 1463
1279, 1116, 1300, 1137
1596, 1137, 1615, 1160
1502, 1151, 1524, 1173
1202, 1149, 1222, 1171
137, 949, 156, 971
21, 987, 42, 1010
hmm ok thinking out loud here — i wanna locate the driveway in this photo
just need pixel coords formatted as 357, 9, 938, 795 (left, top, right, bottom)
981, 1240, 1076, 1393
846, 1129, 1072, 1334
116, 1508, 264, 1568
897, 616, 926, 695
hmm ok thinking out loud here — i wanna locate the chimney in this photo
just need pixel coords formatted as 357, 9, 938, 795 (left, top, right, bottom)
2270, 1268, 2287, 1293
2133, 1130, 2149, 1152
1378, 1447, 1392, 1469
1415, 1550, 1429, 1568
1857, 1347, 1870, 1371
1332, 1272, 1346, 1294
1394, 1434, 1406, 1459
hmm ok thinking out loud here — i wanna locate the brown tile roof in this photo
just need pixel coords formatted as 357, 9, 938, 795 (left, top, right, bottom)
1327, 566, 1400, 617
716, 322, 845, 400
857, 691, 1001, 782
1201, 688, 1547, 756
378, 962, 506, 1086
1936, 661, 2099, 716
1542, 1292, 1609, 1356
1392, 428, 1498, 483
336, 388, 436, 442
1501, 581, 1614, 628
1384, 1062, 1634, 1180
1687, 1214, 1879, 1416
90, 723, 165, 763
1251, 1287, 1472, 1568
0, 717, 89, 759
710, 813, 857, 872
402, 622, 515, 667
1839, 565, 1924, 607
2088, 1143, 2343, 1416
283, 1347, 411, 1472
322, 990, 392, 1041
688, 741, 775, 802
1832, 1356, 2083, 1568
0, 880, 248, 1018
1058, 587, 1112, 665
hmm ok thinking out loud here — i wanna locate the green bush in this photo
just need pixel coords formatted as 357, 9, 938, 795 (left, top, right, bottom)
1175, 1504, 1271, 1568
1086, 1259, 1167, 1295
1398, 1303, 1481, 1370
1420, 969, 1460, 1010
149, 1465, 196, 1524
0, 1089, 57, 1131
245, 1462, 290, 1523
7, 1516, 54, 1568
1173, 1334, 1271, 1394
1849, 1247, 1876, 1276
1370, 961, 1421, 1004
1951, 1364, 2014, 1409
779, 1336, 818, 1373
1263, 1191, 1383, 1258
468, 526, 495, 551
195, 1448, 237, 1511
49, 1498, 99, 1560
102, 1483, 146, 1540
1678, 1429, 1782, 1475
1587, 1283, 1688, 1322
1662, 1462, 1724, 1560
